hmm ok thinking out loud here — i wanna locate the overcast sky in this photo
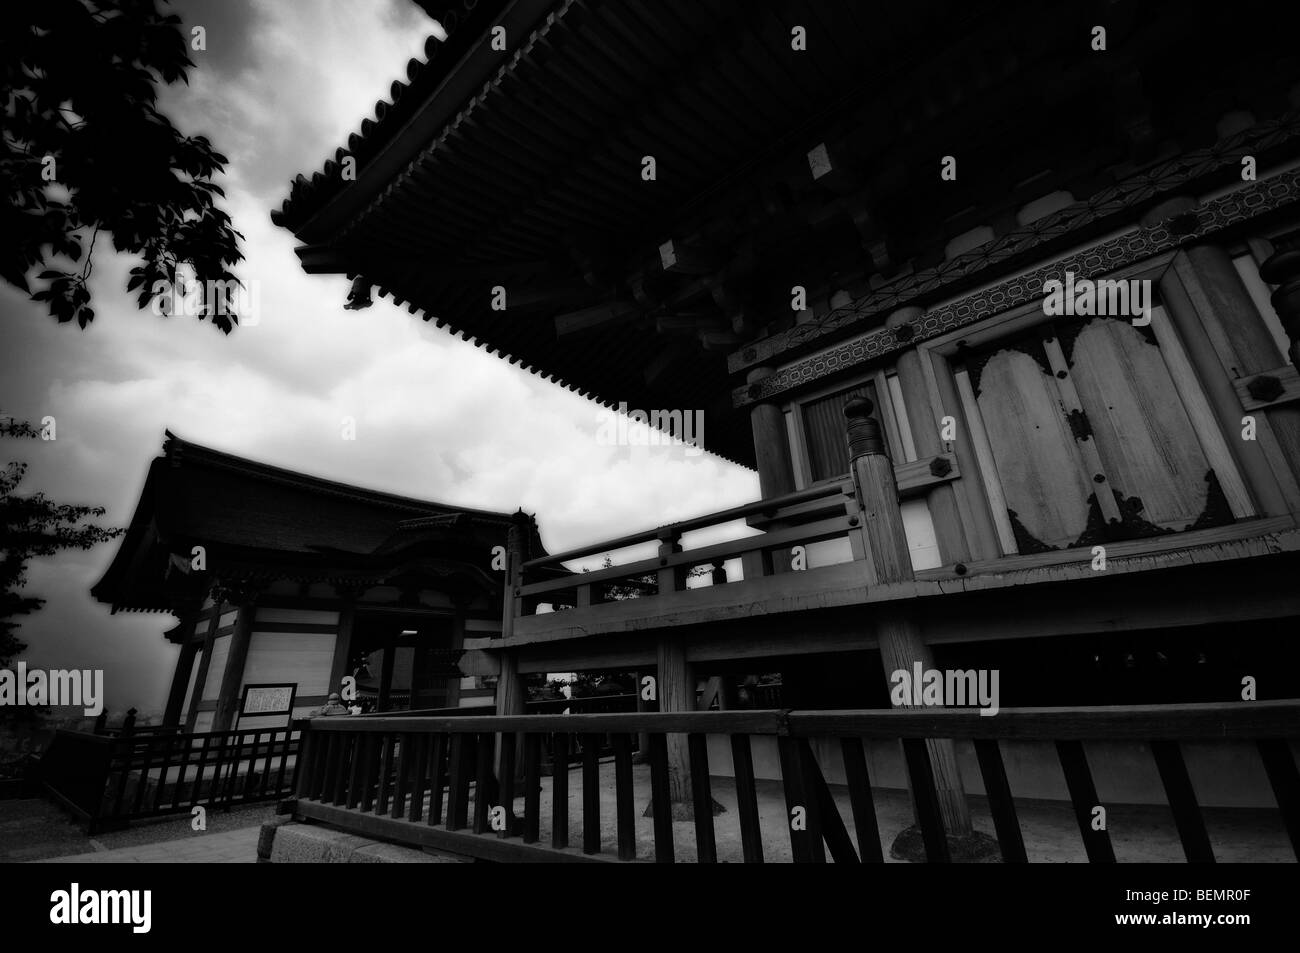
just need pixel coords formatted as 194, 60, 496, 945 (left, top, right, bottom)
0, 0, 755, 717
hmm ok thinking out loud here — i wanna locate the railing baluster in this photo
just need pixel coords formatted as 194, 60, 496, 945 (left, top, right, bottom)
376, 734, 396, 815
1256, 739, 1300, 861
345, 731, 366, 809
551, 733, 569, 849
1151, 740, 1214, 863
777, 735, 824, 862
612, 733, 635, 860
191, 733, 214, 804
258, 731, 274, 799
523, 734, 542, 844
358, 734, 377, 812
647, 732, 674, 863
473, 732, 494, 834
170, 734, 192, 811
331, 733, 351, 806
840, 737, 882, 863
446, 734, 471, 830
973, 739, 1027, 863
428, 734, 448, 826
408, 734, 430, 822
273, 728, 292, 796
730, 734, 764, 863
152, 735, 174, 814
582, 733, 600, 855
132, 736, 155, 814
688, 733, 716, 863
901, 738, 951, 863
1055, 740, 1115, 863
317, 733, 339, 805
498, 732, 517, 839
800, 738, 856, 863
391, 733, 412, 818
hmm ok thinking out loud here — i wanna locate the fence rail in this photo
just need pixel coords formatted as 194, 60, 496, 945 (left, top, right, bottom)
41, 725, 301, 833
287, 700, 1300, 864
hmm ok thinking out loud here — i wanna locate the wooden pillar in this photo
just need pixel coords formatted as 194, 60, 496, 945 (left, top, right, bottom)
163, 632, 199, 728
212, 595, 257, 732
845, 397, 972, 836
746, 366, 798, 578
377, 632, 396, 711
494, 649, 525, 787
445, 610, 465, 709
747, 367, 798, 500
1177, 241, 1300, 498
184, 594, 224, 732
327, 596, 357, 698
633, 669, 650, 762
885, 307, 971, 564
656, 635, 694, 803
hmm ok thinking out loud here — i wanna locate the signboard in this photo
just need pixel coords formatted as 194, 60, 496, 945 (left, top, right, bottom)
239, 683, 297, 721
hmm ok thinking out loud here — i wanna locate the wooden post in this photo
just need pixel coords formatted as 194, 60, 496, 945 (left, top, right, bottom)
494, 648, 525, 804
845, 397, 973, 837
184, 592, 224, 732
163, 617, 199, 728
212, 594, 257, 732
377, 632, 396, 711
633, 669, 650, 762
327, 594, 357, 697
885, 306, 971, 564
1178, 242, 1300, 496
746, 366, 798, 578
656, 635, 695, 804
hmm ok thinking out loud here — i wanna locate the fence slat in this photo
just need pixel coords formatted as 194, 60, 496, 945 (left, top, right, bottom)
408, 734, 430, 822
688, 733, 716, 863
1256, 739, 1300, 861
473, 732, 494, 835
902, 738, 950, 863
730, 734, 764, 863
973, 739, 1027, 863
800, 738, 857, 864
1151, 740, 1215, 863
777, 735, 823, 863
582, 733, 601, 855
551, 733, 569, 850
613, 733, 635, 861
391, 733, 412, 818
1055, 740, 1115, 863
498, 732, 517, 839
647, 733, 674, 863
428, 734, 447, 827
840, 737, 882, 863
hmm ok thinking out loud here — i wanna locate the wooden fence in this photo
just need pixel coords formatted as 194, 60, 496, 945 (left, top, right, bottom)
287, 700, 1300, 863
41, 725, 301, 833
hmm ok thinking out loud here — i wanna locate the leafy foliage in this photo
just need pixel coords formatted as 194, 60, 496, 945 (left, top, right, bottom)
1, 0, 244, 331
0, 415, 124, 672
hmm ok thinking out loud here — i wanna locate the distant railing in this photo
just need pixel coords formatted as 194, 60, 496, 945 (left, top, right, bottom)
287, 700, 1300, 863
41, 725, 301, 833
509, 479, 860, 623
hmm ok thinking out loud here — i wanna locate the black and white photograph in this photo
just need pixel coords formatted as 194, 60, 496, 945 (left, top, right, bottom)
1, 0, 1297, 933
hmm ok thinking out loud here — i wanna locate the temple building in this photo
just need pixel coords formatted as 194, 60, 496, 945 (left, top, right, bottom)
265, 0, 1300, 831
92, 432, 544, 731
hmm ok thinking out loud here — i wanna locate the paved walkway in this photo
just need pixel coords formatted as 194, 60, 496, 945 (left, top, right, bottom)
35, 826, 261, 863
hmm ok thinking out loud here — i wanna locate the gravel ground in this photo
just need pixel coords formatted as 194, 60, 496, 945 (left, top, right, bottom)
0, 798, 277, 862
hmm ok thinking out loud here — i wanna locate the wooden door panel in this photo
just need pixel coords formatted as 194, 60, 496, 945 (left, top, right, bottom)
1067, 318, 1214, 530
974, 347, 1093, 550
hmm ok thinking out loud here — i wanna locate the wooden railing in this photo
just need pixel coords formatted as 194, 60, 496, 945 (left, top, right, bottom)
41, 725, 301, 833
510, 480, 860, 623
286, 700, 1300, 863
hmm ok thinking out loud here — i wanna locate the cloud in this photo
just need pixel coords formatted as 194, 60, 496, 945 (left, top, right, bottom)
0, 0, 757, 716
